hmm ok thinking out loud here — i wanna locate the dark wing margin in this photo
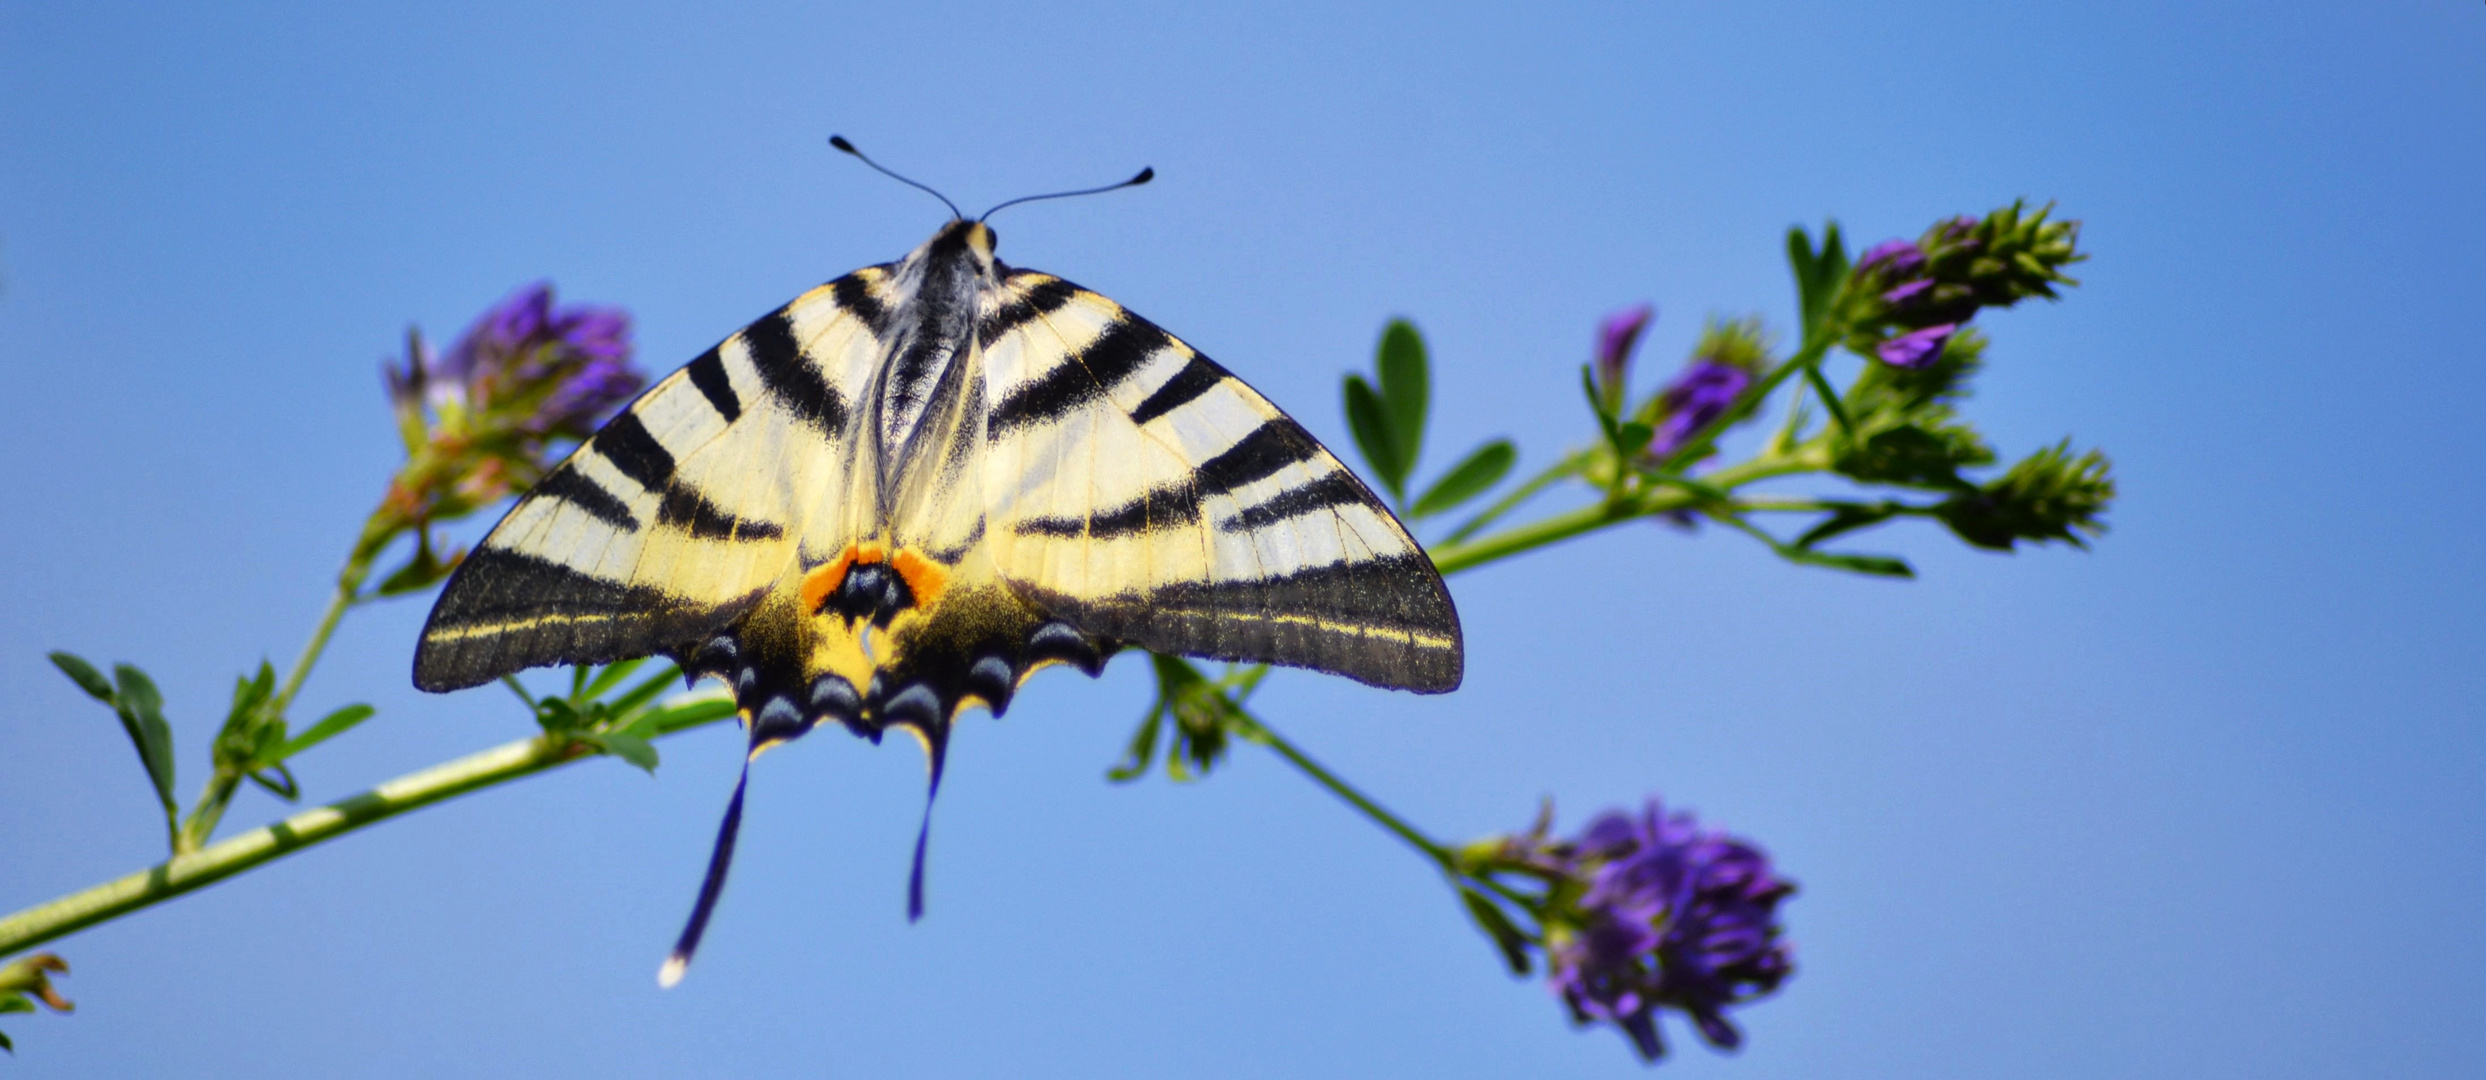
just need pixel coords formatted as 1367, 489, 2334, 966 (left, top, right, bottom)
415, 550, 762, 692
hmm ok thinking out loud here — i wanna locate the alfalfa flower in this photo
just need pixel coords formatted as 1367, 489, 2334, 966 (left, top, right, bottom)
1542, 800, 1795, 1061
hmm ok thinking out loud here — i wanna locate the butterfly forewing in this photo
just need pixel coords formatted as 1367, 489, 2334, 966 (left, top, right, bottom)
977, 271, 1462, 692
412, 274, 889, 693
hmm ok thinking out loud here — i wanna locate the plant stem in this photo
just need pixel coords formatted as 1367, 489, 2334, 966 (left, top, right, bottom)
0, 702, 737, 958
269, 516, 387, 722
1233, 716, 1452, 870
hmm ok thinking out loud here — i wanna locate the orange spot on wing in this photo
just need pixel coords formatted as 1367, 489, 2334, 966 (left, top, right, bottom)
801, 541, 888, 615
889, 548, 951, 608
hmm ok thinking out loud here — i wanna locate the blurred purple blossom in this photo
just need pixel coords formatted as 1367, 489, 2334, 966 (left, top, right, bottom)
374, 283, 644, 559
1854, 239, 1925, 278
1880, 277, 1935, 307
1547, 799, 1795, 1061
394, 282, 641, 439
1647, 361, 1751, 459
1595, 304, 1656, 400
1875, 323, 1958, 369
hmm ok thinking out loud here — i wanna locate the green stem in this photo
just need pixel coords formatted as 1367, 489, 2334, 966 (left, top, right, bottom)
0, 706, 733, 958
1430, 499, 1646, 575
268, 517, 387, 722
1234, 716, 1452, 869
1440, 452, 1583, 546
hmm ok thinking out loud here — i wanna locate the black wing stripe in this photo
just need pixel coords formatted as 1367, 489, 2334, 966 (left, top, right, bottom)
1013, 482, 1202, 539
594, 413, 676, 492
830, 272, 891, 336
657, 484, 785, 541
1129, 356, 1226, 426
1222, 470, 1367, 532
685, 347, 741, 422
1194, 418, 1322, 498
532, 464, 641, 531
988, 318, 1170, 436
742, 311, 849, 437
977, 276, 1080, 348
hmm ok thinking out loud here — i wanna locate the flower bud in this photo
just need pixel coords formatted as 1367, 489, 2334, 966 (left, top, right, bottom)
1594, 304, 1656, 409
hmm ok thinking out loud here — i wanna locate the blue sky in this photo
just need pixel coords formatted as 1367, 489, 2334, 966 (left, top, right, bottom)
2, 1, 2481, 1076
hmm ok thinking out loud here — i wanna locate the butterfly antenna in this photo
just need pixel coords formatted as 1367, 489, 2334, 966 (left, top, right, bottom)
978, 167, 1155, 222
828, 134, 964, 221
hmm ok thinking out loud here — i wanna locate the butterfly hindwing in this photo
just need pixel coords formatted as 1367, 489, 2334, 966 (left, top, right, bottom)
977, 270, 1463, 693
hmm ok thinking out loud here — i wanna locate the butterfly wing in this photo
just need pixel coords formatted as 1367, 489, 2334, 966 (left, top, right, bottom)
975, 270, 1463, 693
413, 271, 892, 692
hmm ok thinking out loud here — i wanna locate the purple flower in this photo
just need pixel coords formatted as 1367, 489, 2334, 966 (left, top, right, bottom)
1854, 239, 1925, 278
410, 282, 641, 435
1547, 800, 1795, 1061
1646, 361, 1751, 459
1875, 323, 1958, 368
1595, 304, 1656, 399
533, 355, 642, 436
1880, 277, 1935, 307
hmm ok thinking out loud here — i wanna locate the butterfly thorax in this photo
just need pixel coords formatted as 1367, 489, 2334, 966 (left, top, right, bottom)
867, 219, 1000, 490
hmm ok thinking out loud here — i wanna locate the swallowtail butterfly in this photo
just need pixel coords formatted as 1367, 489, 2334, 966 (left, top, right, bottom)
413, 147, 1462, 984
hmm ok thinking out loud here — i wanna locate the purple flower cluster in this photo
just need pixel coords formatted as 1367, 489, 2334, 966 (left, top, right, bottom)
1853, 236, 1960, 369
1545, 799, 1795, 1061
396, 282, 641, 438
374, 284, 643, 571
1647, 362, 1752, 460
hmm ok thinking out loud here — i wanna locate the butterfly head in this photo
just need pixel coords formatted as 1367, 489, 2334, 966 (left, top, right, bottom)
926, 218, 999, 264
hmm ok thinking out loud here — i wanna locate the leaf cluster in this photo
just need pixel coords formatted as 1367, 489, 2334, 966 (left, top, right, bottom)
49, 652, 376, 854
506, 659, 737, 775
1109, 655, 1266, 782
1343, 320, 1519, 521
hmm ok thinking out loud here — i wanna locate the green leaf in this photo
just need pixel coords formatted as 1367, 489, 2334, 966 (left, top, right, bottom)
48, 651, 114, 703
1581, 365, 1623, 445
274, 703, 375, 761
1376, 319, 1429, 476
1780, 548, 1915, 578
0, 994, 32, 1015
374, 535, 454, 597
603, 664, 684, 719
111, 664, 177, 814
0, 1026, 13, 1053
1794, 503, 1903, 549
1342, 374, 1404, 499
632, 695, 737, 739
1835, 423, 1988, 490
580, 659, 647, 701
580, 731, 660, 774
1106, 707, 1164, 783
1459, 888, 1533, 975
245, 762, 301, 802
1410, 439, 1516, 518
1614, 421, 1654, 457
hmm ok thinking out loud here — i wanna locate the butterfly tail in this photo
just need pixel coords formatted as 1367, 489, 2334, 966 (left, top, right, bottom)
659, 762, 751, 988
905, 724, 950, 922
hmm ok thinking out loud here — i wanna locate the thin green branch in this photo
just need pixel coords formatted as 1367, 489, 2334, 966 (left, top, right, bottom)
0, 703, 736, 958
1440, 451, 1584, 546
1232, 716, 1451, 869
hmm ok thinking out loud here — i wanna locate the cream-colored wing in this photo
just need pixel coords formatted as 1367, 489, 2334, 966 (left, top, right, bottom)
414, 270, 891, 692
975, 271, 1461, 692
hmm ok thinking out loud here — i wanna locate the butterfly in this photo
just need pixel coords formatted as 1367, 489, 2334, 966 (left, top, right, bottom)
412, 143, 1462, 986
